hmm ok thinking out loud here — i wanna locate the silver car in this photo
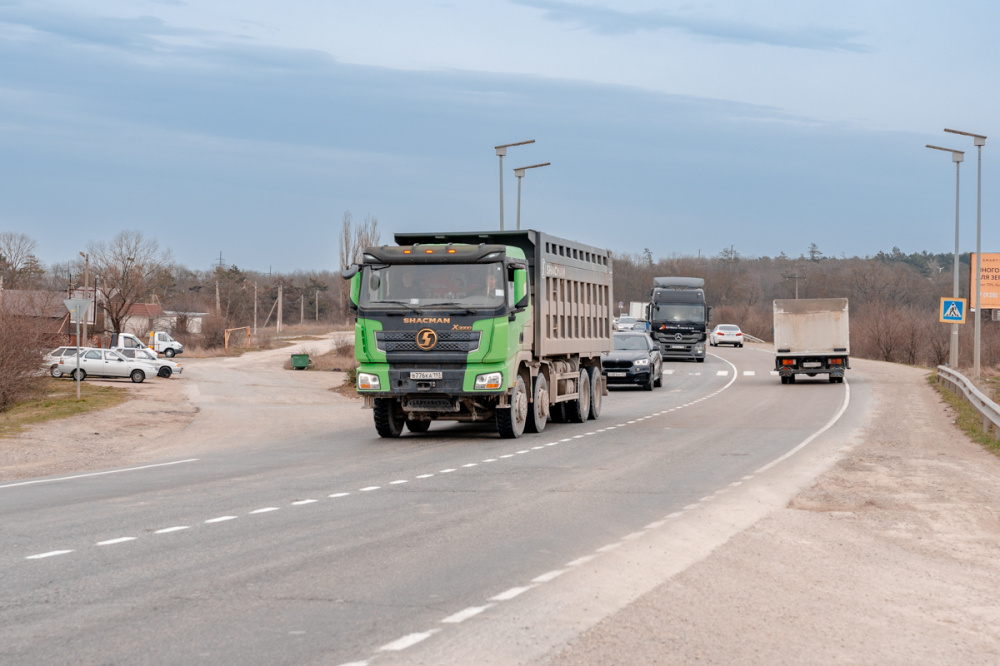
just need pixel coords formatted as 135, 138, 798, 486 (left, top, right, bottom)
117, 347, 182, 378
58, 348, 158, 383
44, 346, 83, 378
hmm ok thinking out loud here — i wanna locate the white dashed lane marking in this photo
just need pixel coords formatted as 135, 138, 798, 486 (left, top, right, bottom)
25, 550, 73, 560
441, 604, 494, 624
205, 516, 237, 524
380, 629, 440, 651
97, 537, 136, 546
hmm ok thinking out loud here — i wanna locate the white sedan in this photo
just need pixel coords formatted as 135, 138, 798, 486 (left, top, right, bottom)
117, 347, 182, 378
710, 324, 744, 347
58, 348, 159, 383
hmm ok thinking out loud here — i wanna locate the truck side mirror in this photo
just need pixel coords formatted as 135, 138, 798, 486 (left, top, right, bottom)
513, 268, 529, 310
707, 306, 713, 322
349, 273, 361, 312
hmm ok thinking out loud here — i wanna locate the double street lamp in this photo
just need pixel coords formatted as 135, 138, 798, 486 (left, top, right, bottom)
926, 143, 964, 369
495, 140, 535, 230
944, 128, 988, 380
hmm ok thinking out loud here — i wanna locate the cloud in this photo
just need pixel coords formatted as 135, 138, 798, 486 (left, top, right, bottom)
509, 0, 869, 52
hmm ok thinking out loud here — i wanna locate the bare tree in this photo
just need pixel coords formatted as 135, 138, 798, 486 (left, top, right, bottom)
88, 230, 169, 336
0, 292, 55, 411
0, 231, 44, 288
337, 211, 381, 318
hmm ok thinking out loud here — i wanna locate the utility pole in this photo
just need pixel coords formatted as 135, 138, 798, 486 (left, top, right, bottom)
253, 282, 258, 335
300, 294, 304, 324
215, 281, 221, 313
315, 289, 319, 321
783, 264, 805, 299
277, 284, 283, 334
79, 252, 90, 344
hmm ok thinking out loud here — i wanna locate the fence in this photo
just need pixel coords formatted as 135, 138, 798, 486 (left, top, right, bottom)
936, 366, 1000, 441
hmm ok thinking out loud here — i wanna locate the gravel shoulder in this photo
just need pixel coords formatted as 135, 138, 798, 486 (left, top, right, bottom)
545, 357, 1000, 665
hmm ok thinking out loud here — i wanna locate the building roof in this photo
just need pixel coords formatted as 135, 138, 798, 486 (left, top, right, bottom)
0, 289, 68, 318
127, 302, 166, 318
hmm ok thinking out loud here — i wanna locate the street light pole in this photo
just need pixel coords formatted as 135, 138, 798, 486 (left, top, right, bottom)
513, 162, 551, 230
495, 140, 535, 230
927, 144, 965, 368
79, 251, 89, 345
945, 129, 987, 380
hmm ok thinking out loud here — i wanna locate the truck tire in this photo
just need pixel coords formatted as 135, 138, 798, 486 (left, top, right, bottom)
497, 375, 528, 439
405, 419, 431, 433
566, 369, 590, 423
130, 369, 145, 383
164, 348, 176, 358
374, 398, 405, 438
525, 374, 549, 434
587, 367, 602, 420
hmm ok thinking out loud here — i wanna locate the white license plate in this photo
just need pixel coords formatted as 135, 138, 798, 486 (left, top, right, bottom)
802, 362, 822, 368
410, 371, 442, 380
671, 345, 686, 349
607, 372, 627, 377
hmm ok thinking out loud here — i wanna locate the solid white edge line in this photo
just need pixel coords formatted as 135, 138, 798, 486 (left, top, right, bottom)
532, 569, 567, 583
379, 629, 440, 651
0, 458, 199, 490
567, 555, 596, 566
755, 381, 851, 474
596, 542, 621, 553
491, 585, 534, 601
441, 604, 495, 623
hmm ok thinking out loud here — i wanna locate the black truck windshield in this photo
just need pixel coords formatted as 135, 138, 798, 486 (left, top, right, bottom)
651, 304, 705, 322
360, 263, 506, 309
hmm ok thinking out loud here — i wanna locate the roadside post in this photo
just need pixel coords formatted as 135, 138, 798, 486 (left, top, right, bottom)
64, 298, 90, 400
940, 297, 967, 367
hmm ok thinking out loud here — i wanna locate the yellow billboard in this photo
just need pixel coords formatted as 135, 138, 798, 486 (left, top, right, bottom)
970, 253, 1000, 309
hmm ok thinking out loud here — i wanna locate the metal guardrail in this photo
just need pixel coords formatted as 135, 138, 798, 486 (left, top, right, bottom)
936, 365, 1000, 440
743, 334, 765, 344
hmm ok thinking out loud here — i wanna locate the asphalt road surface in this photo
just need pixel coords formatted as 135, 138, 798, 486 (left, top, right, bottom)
0, 345, 868, 665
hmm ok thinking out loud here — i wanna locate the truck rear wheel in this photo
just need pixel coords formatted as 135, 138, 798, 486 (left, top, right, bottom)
587, 367, 602, 420
374, 398, 405, 438
525, 374, 549, 434
497, 375, 528, 439
566, 369, 590, 423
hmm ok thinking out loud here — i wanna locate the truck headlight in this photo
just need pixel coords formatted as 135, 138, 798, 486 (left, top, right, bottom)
633, 358, 650, 366
474, 372, 503, 390
357, 372, 381, 390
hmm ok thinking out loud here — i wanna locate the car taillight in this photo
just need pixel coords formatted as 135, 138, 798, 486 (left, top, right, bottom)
735, 332, 742, 336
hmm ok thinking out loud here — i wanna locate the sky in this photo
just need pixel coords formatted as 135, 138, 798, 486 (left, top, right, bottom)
1, 0, 998, 274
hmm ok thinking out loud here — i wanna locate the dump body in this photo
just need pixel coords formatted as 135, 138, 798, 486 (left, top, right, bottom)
773, 298, 850, 384
347, 229, 613, 438
648, 277, 710, 362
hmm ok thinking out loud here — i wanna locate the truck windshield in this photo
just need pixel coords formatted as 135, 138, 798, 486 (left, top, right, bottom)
651, 304, 705, 322
360, 263, 506, 309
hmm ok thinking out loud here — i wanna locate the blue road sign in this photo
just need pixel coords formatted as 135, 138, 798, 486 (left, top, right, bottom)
940, 297, 967, 324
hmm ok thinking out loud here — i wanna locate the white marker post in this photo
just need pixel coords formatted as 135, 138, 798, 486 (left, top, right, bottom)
64, 298, 90, 400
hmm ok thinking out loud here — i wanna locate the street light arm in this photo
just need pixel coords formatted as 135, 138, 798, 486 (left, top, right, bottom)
926, 144, 965, 161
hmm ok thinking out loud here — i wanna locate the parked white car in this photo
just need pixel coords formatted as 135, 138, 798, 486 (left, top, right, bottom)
44, 346, 83, 378
58, 348, 158, 383
117, 347, 182, 378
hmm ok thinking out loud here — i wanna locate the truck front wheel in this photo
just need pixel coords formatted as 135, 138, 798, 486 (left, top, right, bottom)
498, 375, 528, 439
164, 348, 176, 358
374, 398, 405, 438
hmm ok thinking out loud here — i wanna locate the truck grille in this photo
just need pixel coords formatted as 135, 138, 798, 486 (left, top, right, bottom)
376, 330, 481, 353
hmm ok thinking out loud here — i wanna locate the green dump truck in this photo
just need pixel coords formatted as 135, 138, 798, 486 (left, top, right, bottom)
342, 230, 614, 438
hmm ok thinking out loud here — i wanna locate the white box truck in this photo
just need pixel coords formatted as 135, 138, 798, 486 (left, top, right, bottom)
773, 298, 850, 384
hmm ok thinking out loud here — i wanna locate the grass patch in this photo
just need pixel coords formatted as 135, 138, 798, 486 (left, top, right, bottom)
928, 373, 1000, 455
0, 380, 130, 438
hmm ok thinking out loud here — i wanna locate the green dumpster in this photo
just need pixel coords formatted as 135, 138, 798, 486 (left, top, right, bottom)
291, 353, 310, 370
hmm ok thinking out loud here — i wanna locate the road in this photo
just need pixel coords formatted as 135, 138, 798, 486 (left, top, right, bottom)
0, 345, 868, 665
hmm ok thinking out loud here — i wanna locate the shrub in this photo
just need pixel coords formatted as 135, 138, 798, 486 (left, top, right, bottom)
0, 308, 53, 412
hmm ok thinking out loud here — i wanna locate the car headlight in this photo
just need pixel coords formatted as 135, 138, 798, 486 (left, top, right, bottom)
474, 372, 503, 390
633, 358, 650, 366
357, 372, 381, 390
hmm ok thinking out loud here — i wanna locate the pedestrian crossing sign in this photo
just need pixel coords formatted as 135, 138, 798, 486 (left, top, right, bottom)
940, 297, 967, 324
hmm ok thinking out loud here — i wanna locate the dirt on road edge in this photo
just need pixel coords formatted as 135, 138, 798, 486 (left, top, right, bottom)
545, 358, 1000, 665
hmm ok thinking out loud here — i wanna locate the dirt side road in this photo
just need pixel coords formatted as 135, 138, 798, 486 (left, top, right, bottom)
545, 358, 1000, 665
2, 347, 998, 663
